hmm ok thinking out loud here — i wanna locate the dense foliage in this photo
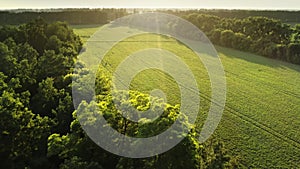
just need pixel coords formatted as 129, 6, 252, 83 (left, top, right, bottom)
48, 91, 240, 169
1, 8, 300, 64
0, 9, 127, 25
0, 19, 240, 168
165, 9, 300, 23
182, 14, 300, 64
1, 7, 299, 168
0, 19, 82, 168
2, 9, 300, 26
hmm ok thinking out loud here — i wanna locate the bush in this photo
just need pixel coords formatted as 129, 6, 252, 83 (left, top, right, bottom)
220, 30, 235, 48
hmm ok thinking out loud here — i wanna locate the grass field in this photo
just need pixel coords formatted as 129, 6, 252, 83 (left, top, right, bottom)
73, 25, 300, 168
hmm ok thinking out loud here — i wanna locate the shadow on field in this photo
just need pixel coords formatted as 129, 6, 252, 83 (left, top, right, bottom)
215, 46, 300, 73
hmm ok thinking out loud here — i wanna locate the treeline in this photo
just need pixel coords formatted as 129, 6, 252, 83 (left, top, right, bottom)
0, 19, 241, 168
182, 14, 300, 64
2, 8, 300, 26
168, 9, 300, 23
0, 8, 127, 25
109, 11, 300, 65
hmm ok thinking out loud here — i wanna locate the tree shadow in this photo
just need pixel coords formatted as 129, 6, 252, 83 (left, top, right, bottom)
215, 46, 300, 73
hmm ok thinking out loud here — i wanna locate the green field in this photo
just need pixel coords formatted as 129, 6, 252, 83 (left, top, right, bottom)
73, 25, 300, 168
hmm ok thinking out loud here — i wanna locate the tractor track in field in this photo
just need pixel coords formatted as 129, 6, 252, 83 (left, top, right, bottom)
224, 70, 300, 100
223, 57, 300, 98
100, 57, 300, 150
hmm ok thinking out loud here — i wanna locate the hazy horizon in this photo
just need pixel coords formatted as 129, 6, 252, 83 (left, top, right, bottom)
1, 7, 300, 11
1, 0, 300, 10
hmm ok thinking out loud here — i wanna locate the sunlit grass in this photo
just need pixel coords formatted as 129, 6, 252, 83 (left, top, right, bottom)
74, 25, 300, 168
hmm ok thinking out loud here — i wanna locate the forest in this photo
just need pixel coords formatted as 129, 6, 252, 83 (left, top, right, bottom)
0, 19, 240, 168
1, 9, 300, 64
0, 8, 126, 25
182, 13, 300, 64
0, 8, 300, 168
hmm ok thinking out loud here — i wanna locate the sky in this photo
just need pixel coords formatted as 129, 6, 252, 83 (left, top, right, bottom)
1, 0, 300, 10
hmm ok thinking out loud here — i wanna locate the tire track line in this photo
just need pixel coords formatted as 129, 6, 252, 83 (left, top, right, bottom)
100, 50, 300, 150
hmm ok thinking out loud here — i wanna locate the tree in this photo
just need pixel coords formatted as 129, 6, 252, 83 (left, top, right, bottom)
183, 13, 298, 65
220, 30, 235, 48
0, 18, 83, 168
287, 43, 300, 64
24, 18, 48, 54
48, 90, 239, 169
0, 72, 52, 168
231, 33, 252, 51
208, 28, 222, 45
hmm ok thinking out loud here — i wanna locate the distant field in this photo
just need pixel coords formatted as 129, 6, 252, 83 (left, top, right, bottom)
73, 25, 300, 168
72, 24, 103, 42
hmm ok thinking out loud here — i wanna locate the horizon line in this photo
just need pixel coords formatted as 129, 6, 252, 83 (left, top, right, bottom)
0, 7, 300, 11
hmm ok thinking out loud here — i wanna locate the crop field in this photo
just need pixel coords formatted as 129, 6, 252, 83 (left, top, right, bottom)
73, 25, 300, 168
